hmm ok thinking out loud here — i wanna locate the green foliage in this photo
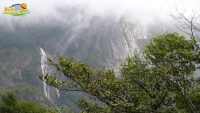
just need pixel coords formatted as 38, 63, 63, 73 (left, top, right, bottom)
43, 32, 200, 113
0, 92, 57, 113
77, 97, 111, 113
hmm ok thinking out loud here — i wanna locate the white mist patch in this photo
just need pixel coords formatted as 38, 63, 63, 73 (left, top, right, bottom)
1, 0, 199, 26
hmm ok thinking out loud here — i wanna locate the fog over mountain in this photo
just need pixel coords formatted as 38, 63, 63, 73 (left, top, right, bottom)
0, 0, 199, 24
0, 0, 200, 112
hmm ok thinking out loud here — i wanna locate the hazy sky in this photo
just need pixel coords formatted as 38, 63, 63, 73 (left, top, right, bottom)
0, 0, 199, 25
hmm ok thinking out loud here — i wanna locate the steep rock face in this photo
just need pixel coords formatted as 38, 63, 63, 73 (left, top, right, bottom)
52, 16, 150, 67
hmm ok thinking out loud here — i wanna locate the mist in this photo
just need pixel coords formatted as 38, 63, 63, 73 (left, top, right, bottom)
0, 0, 200, 26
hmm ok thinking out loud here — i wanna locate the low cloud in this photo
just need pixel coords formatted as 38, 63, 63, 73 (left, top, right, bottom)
0, 0, 199, 26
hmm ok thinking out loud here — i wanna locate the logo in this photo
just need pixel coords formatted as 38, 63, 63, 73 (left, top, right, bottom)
3, 3, 29, 16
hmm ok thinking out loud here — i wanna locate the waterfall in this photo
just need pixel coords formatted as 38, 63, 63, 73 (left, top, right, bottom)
40, 47, 60, 99
40, 47, 51, 99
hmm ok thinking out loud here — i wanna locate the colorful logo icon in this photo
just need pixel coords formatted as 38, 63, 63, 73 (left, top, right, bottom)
3, 3, 29, 16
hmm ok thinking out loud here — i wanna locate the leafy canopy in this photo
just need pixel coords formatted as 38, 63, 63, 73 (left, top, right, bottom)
42, 33, 200, 113
0, 92, 57, 113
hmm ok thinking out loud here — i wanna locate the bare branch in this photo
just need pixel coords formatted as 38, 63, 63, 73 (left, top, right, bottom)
170, 7, 200, 39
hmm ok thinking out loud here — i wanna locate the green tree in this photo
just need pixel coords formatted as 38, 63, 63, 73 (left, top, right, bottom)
0, 92, 57, 113
42, 33, 200, 113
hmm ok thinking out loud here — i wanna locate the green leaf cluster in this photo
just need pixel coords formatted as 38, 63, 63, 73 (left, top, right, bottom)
43, 33, 200, 113
0, 92, 57, 113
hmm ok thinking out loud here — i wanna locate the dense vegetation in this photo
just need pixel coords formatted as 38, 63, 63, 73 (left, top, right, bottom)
0, 92, 56, 113
42, 33, 200, 112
